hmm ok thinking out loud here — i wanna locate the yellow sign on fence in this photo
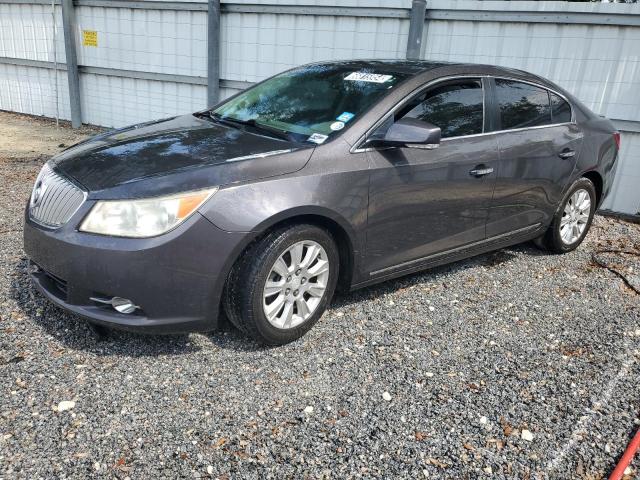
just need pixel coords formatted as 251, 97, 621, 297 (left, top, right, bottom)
82, 30, 98, 47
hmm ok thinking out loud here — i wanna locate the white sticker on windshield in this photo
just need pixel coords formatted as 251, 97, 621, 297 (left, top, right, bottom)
345, 72, 393, 83
330, 121, 345, 131
308, 133, 328, 144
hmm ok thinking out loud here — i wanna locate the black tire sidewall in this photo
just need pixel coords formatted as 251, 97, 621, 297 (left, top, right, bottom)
549, 178, 596, 253
247, 225, 339, 345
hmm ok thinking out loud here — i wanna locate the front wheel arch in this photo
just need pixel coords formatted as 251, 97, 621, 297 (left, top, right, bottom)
237, 210, 357, 293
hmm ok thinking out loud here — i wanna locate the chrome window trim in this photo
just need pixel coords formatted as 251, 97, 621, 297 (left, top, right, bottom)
350, 74, 576, 154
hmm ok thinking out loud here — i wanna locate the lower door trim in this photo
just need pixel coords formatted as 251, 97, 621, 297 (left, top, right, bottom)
369, 223, 542, 277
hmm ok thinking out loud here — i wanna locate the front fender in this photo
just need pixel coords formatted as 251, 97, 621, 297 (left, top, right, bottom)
199, 168, 370, 283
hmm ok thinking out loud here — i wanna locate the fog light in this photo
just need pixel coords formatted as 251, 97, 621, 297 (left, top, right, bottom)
111, 297, 139, 314
90, 296, 140, 314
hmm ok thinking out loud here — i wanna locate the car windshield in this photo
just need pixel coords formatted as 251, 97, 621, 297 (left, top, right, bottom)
211, 64, 410, 144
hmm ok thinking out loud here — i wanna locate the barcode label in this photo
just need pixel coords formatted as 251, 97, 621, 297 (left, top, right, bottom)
344, 72, 393, 83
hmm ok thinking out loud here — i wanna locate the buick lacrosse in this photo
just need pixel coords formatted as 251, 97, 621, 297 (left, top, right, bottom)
24, 60, 619, 344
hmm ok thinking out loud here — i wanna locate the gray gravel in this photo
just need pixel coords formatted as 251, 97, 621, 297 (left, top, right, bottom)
1, 112, 639, 479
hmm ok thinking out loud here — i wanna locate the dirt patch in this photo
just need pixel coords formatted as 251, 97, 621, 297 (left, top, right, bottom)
0, 110, 104, 161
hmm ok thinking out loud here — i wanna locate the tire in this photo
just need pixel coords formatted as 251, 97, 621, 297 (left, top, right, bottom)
223, 224, 339, 345
534, 177, 596, 254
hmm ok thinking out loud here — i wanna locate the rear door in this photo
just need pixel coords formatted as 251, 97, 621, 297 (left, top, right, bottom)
486, 78, 583, 237
364, 77, 499, 275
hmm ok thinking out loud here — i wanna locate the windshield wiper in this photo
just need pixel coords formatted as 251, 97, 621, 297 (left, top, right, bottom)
209, 113, 291, 141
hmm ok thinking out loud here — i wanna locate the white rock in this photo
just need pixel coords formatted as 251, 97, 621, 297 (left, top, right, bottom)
382, 392, 392, 402
479, 416, 488, 425
624, 466, 633, 475
521, 429, 534, 442
483, 466, 493, 474
425, 372, 434, 378
206, 465, 214, 475
428, 306, 435, 312
303, 406, 314, 414
57, 400, 75, 412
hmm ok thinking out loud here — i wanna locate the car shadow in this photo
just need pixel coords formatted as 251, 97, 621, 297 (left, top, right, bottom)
329, 241, 543, 311
10, 242, 544, 356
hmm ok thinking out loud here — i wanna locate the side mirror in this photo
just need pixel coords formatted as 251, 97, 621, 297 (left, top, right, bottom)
381, 118, 441, 149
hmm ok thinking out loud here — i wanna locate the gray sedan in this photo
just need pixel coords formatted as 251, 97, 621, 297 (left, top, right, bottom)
24, 60, 619, 344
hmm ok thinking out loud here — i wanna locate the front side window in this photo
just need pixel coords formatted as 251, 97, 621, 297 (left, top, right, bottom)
212, 65, 410, 144
402, 80, 484, 138
495, 79, 551, 130
370, 79, 485, 141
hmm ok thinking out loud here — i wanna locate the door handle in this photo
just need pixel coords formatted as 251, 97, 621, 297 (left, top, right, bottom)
558, 149, 575, 159
469, 165, 494, 177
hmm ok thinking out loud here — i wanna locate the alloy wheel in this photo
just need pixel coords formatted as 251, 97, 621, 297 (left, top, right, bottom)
262, 240, 330, 329
560, 188, 591, 245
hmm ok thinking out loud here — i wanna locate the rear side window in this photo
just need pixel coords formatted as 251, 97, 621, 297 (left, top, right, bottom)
550, 92, 572, 123
402, 79, 484, 138
495, 79, 551, 130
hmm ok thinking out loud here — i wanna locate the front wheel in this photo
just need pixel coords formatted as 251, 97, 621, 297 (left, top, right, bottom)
223, 224, 339, 345
534, 177, 596, 253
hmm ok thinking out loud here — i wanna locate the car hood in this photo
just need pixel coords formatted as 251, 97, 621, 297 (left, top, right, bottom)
50, 114, 313, 199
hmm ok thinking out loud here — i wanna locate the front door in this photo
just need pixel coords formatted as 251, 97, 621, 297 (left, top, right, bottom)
364, 78, 499, 276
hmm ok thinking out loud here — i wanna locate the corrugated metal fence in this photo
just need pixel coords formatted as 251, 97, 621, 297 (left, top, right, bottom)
0, 0, 638, 215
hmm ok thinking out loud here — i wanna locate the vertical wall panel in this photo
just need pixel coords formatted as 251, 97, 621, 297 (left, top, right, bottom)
601, 132, 640, 215
79, 73, 207, 127
74, 5, 208, 77
0, 3, 64, 62
0, 63, 70, 120
219, 12, 408, 83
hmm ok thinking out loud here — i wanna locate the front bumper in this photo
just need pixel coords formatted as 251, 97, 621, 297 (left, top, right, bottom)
23, 205, 248, 333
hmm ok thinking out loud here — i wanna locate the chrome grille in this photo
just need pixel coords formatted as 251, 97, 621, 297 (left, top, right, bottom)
29, 164, 86, 228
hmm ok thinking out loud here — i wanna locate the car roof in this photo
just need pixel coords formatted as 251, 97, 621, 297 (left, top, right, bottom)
306, 59, 459, 75
307, 59, 539, 81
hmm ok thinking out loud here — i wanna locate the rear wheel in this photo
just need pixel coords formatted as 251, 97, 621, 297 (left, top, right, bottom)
534, 177, 596, 253
223, 224, 339, 345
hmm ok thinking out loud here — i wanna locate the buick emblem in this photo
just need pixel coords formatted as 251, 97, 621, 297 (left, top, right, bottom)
31, 180, 47, 207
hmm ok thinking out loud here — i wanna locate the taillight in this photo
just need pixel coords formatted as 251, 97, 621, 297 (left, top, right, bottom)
613, 132, 621, 150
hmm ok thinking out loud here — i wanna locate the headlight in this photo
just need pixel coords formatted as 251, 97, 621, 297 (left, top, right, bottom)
79, 188, 217, 238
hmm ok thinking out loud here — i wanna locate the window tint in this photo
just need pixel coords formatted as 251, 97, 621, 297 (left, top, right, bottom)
550, 92, 572, 123
402, 80, 484, 138
495, 79, 551, 130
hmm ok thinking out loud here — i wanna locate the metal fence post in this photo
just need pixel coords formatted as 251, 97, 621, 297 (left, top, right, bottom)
207, 0, 221, 107
406, 0, 427, 60
61, 0, 82, 128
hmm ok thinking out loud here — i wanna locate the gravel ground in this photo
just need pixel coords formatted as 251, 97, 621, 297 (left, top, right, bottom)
1, 111, 639, 479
